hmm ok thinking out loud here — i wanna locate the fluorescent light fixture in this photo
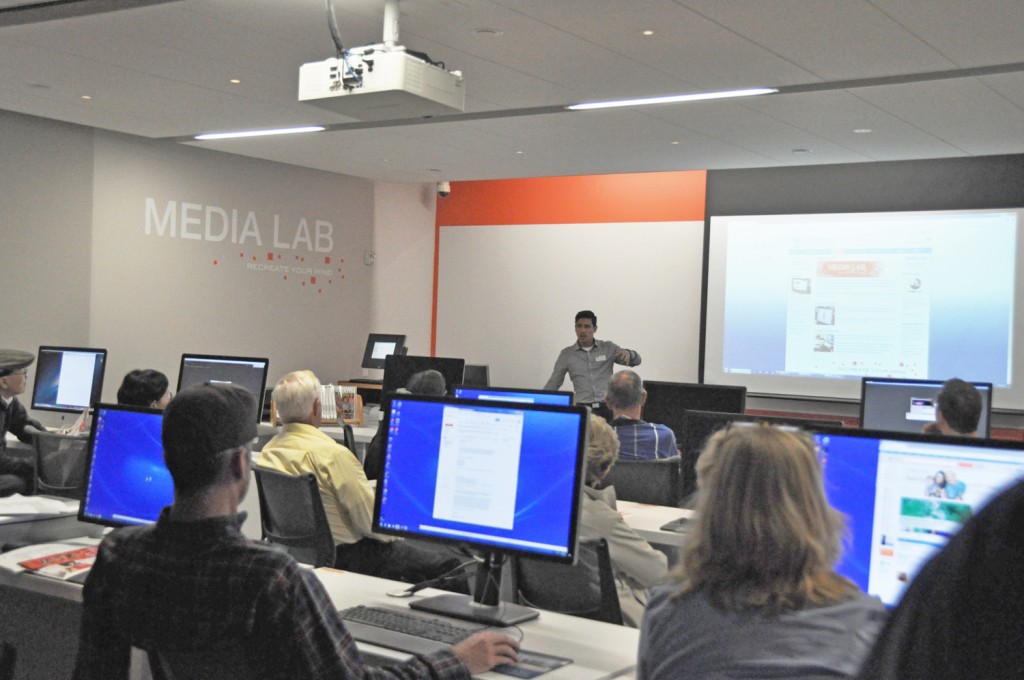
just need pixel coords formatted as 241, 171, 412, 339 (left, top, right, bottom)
194, 126, 325, 141
567, 87, 777, 111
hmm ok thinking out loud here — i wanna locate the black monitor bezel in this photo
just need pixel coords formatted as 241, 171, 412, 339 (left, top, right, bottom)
30, 345, 108, 414
372, 394, 590, 566
641, 380, 747, 441
453, 385, 574, 406
175, 353, 269, 422
361, 333, 407, 370
78, 402, 169, 529
382, 354, 466, 397
859, 376, 994, 437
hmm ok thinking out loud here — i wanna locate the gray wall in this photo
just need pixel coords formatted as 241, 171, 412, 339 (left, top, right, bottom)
1, 110, 383, 426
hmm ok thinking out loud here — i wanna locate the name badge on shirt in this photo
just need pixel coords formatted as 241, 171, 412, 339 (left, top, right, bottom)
595, 355, 607, 362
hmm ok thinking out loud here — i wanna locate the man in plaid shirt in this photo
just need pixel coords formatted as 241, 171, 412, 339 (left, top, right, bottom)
73, 383, 518, 679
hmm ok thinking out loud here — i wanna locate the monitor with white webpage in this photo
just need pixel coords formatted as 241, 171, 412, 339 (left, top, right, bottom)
374, 394, 589, 625
31, 346, 107, 413
176, 354, 269, 422
361, 333, 407, 370
453, 385, 573, 406
79, 403, 173, 527
813, 427, 1024, 607
860, 377, 993, 437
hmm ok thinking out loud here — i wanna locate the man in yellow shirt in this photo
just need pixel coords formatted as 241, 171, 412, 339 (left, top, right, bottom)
258, 370, 465, 587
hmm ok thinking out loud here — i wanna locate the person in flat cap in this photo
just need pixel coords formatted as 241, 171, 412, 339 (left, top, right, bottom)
0, 349, 44, 496
74, 382, 518, 679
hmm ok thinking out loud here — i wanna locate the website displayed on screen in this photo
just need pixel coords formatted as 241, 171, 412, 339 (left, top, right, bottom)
704, 209, 1021, 407
815, 430, 1024, 607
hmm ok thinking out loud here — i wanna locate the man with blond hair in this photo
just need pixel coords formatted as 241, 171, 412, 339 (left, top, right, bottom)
258, 370, 463, 585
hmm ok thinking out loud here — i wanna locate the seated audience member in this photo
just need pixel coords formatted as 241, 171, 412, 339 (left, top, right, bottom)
638, 425, 886, 679
855, 478, 1024, 680
363, 369, 447, 480
0, 349, 43, 496
258, 370, 464, 586
582, 414, 668, 626
73, 382, 517, 679
116, 369, 172, 409
605, 370, 678, 460
923, 378, 982, 437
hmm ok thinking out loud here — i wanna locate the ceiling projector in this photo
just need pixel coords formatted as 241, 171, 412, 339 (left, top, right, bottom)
299, 48, 465, 121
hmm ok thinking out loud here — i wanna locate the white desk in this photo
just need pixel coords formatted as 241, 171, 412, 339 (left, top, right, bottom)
0, 553, 637, 679
317, 568, 638, 679
618, 501, 692, 549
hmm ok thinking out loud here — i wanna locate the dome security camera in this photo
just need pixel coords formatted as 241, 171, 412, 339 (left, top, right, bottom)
437, 181, 451, 198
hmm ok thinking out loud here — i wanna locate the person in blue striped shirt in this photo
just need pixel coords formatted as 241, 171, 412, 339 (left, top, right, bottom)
605, 370, 678, 460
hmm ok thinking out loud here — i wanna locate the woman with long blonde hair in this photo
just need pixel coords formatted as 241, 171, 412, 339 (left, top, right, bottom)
638, 424, 885, 679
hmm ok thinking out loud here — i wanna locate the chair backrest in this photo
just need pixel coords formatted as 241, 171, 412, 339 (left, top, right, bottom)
512, 538, 623, 625
0, 642, 15, 680
136, 641, 252, 680
340, 422, 356, 452
252, 467, 335, 567
32, 431, 89, 499
603, 457, 682, 507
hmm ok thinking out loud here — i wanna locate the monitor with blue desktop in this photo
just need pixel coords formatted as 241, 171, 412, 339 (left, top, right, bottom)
79, 403, 173, 527
374, 394, 589, 625
860, 377, 993, 436
453, 385, 573, 406
31, 346, 107, 414
176, 353, 269, 422
813, 427, 1024, 607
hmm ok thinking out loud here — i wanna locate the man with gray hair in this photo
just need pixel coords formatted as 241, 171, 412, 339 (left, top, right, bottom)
74, 382, 518, 678
605, 370, 678, 460
259, 369, 464, 586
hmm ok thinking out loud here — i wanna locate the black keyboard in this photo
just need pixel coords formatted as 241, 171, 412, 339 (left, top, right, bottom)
340, 605, 486, 653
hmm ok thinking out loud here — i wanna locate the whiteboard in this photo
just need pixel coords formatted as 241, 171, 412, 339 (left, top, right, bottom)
436, 221, 705, 391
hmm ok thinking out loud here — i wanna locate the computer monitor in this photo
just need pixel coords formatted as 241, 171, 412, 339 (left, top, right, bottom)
453, 385, 573, 406
677, 410, 845, 500
381, 354, 465, 397
79, 403, 173, 528
642, 381, 747, 441
374, 394, 589, 625
860, 377, 993, 437
813, 427, 1024, 607
176, 354, 269, 422
361, 333, 407, 370
31, 346, 107, 414
461, 364, 490, 387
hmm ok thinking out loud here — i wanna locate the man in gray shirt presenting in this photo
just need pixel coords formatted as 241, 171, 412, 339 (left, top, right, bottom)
544, 310, 640, 418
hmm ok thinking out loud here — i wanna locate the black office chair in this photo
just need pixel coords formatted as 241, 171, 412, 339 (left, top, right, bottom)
136, 641, 251, 680
511, 538, 623, 625
0, 642, 15, 680
32, 430, 89, 499
339, 422, 356, 452
602, 457, 683, 507
252, 467, 335, 568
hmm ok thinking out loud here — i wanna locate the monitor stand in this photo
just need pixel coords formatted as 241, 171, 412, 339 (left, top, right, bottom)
408, 552, 538, 626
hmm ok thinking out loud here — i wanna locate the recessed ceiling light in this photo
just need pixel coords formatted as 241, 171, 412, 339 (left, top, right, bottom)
567, 87, 777, 111
854, 128, 872, 134
670, 141, 680, 145
230, 79, 241, 84
515, 150, 524, 155
792, 148, 811, 154
642, 30, 654, 36
194, 126, 325, 140
80, 95, 92, 100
